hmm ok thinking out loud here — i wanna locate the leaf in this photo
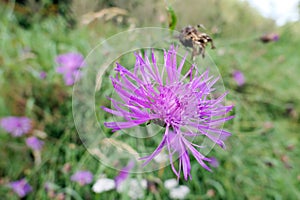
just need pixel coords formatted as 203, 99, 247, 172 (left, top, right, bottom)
166, 6, 177, 32
206, 179, 226, 197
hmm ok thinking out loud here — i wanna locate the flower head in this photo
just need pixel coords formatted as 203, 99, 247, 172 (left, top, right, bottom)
164, 178, 178, 190
70, 170, 93, 185
232, 70, 245, 87
56, 52, 85, 85
102, 46, 233, 180
272, 34, 279, 41
164, 179, 190, 200
26, 136, 44, 151
116, 178, 147, 200
92, 178, 115, 193
0, 116, 31, 137
169, 185, 190, 200
39, 71, 47, 79
9, 178, 32, 198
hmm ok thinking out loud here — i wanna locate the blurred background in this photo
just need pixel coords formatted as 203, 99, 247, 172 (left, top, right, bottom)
0, 0, 300, 199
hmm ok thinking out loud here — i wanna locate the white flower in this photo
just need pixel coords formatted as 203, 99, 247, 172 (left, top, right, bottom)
117, 178, 147, 199
164, 179, 178, 190
154, 152, 169, 163
92, 178, 115, 193
169, 185, 190, 200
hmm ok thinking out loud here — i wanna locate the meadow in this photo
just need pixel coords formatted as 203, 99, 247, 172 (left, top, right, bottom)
0, 0, 300, 199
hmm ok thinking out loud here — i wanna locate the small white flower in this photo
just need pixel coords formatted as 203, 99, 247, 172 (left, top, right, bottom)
164, 179, 178, 190
154, 152, 169, 163
92, 178, 115, 193
169, 185, 190, 200
117, 178, 147, 199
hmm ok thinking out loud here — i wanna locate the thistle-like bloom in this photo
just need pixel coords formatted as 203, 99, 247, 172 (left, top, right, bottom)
26, 136, 44, 151
0, 116, 31, 137
232, 70, 245, 87
56, 52, 85, 85
70, 170, 93, 185
102, 46, 233, 180
9, 178, 32, 198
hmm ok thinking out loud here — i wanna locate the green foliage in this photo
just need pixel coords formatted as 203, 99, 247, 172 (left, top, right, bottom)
166, 6, 177, 31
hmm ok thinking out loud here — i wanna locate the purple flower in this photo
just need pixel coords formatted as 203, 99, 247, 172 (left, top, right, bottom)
39, 71, 47, 79
272, 34, 279, 41
232, 70, 245, 87
9, 178, 32, 198
70, 170, 93, 185
26, 136, 44, 151
114, 160, 135, 188
0, 116, 31, 137
208, 157, 219, 168
101, 46, 234, 180
157, 130, 226, 180
56, 52, 85, 86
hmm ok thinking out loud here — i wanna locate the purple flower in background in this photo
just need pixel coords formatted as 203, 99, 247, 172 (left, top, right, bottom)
272, 34, 279, 41
0, 116, 31, 137
208, 157, 219, 168
102, 46, 234, 180
9, 178, 32, 198
232, 70, 245, 87
56, 52, 85, 85
114, 160, 135, 188
26, 136, 44, 151
39, 71, 47, 79
70, 170, 93, 185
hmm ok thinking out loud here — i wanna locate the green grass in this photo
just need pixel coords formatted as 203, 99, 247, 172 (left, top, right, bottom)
0, 1, 300, 199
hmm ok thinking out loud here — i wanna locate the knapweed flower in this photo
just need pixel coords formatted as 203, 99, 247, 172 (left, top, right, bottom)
232, 70, 245, 87
102, 46, 234, 180
0, 116, 31, 137
26, 136, 44, 151
56, 52, 85, 85
39, 71, 47, 79
9, 178, 32, 198
70, 170, 93, 185
114, 160, 135, 188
